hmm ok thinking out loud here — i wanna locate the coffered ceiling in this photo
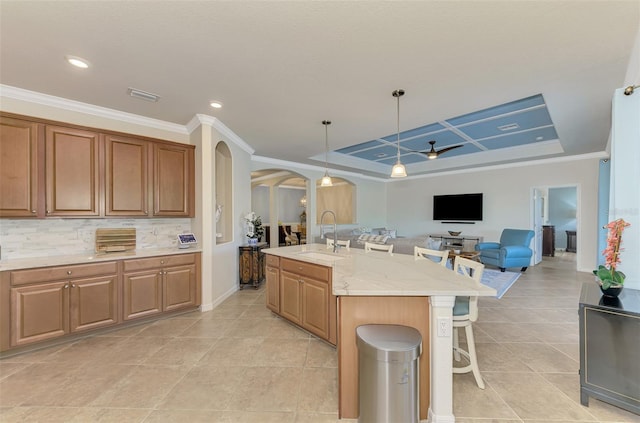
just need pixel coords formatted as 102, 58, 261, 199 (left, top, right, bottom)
1, 1, 638, 179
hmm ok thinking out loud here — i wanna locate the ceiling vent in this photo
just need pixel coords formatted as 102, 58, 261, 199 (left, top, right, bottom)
127, 87, 160, 102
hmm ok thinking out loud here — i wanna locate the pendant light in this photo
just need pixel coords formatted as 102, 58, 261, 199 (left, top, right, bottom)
390, 89, 407, 178
321, 120, 333, 187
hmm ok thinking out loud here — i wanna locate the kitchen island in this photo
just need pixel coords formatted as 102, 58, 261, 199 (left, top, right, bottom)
264, 243, 495, 422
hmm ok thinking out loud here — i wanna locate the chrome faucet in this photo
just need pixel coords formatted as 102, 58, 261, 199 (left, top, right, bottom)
320, 210, 338, 253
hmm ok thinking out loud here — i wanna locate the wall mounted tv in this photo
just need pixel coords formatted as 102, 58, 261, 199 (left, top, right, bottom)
433, 193, 483, 222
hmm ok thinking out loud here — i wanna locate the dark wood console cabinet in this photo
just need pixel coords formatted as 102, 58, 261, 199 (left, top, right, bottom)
579, 283, 640, 415
542, 225, 555, 257
239, 243, 267, 289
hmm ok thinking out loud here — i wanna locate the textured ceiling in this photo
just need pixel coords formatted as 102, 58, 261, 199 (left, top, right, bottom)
1, 1, 638, 178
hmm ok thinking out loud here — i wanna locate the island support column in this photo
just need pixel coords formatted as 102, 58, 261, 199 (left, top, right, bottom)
428, 295, 456, 423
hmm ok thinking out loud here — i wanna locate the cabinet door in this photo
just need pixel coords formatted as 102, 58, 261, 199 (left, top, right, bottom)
45, 125, 100, 216
0, 117, 41, 217
280, 271, 302, 325
266, 265, 280, 313
123, 270, 163, 320
10, 281, 68, 347
163, 264, 197, 312
69, 275, 118, 333
153, 143, 193, 217
105, 135, 149, 216
301, 276, 329, 339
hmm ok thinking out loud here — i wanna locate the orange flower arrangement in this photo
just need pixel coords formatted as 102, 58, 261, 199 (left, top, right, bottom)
594, 218, 631, 289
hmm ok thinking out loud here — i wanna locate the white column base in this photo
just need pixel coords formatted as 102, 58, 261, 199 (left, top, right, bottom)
428, 295, 456, 423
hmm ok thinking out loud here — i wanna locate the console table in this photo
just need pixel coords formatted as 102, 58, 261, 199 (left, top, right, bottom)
579, 283, 639, 415
238, 243, 267, 289
428, 234, 483, 251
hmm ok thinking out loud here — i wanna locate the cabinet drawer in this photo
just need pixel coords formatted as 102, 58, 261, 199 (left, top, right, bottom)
281, 258, 329, 282
123, 253, 195, 272
265, 254, 280, 268
11, 262, 118, 286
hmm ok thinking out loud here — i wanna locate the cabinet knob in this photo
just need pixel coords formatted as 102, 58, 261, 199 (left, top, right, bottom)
144, 210, 148, 214
160, 260, 165, 264
46, 210, 51, 215
31, 210, 36, 213
71, 283, 76, 288
67, 270, 72, 275
64, 284, 69, 289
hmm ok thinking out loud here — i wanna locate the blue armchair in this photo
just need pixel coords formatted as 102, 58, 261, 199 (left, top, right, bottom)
475, 229, 535, 272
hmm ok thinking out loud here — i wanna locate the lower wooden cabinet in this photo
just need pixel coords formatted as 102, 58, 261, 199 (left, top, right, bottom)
1, 252, 201, 353
269, 255, 336, 345
8, 263, 118, 348
265, 255, 280, 313
122, 253, 199, 320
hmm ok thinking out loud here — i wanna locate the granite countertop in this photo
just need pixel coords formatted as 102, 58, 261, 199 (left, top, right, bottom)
265, 243, 496, 297
0, 247, 202, 271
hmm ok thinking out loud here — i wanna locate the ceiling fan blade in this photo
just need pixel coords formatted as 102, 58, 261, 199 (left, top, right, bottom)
435, 144, 463, 156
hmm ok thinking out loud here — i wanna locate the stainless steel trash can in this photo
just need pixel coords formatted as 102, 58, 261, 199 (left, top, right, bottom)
356, 324, 422, 423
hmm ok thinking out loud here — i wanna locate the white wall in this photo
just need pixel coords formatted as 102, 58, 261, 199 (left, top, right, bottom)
386, 157, 601, 272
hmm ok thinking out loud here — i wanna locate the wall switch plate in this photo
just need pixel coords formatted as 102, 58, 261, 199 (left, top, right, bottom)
437, 317, 451, 337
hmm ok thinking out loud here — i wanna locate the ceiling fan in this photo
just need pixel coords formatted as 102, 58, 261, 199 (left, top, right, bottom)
416, 140, 463, 160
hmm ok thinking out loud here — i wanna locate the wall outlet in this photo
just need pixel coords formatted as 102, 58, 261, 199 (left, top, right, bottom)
437, 317, 451, 337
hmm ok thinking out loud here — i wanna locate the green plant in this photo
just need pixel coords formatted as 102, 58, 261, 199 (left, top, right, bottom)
594, 218, 630, 289
244, 212, 264, 240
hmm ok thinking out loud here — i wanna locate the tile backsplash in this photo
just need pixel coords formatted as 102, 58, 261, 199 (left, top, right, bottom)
0, 219, 192, 260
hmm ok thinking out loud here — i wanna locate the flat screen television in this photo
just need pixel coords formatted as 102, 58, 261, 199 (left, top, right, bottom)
433, 193, 483, 221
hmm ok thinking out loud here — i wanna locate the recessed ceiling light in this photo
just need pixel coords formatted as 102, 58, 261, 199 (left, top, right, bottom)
210, 101, 223, 109
65, 55, 90, 68
127, 87, 160, 102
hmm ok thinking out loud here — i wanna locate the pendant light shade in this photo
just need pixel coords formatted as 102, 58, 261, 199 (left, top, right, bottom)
321, 120, 333, 187
390, 89, 407, 178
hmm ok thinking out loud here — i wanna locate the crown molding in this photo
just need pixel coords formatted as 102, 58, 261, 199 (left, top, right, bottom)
187, 114, 254, 155
0, 84, 188, 134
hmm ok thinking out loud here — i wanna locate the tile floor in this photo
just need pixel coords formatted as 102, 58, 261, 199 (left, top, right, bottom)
1, 252, 639, 422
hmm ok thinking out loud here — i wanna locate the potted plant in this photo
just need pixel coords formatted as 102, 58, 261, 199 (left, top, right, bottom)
594, 218, 630, 297
244, 212, 264, 245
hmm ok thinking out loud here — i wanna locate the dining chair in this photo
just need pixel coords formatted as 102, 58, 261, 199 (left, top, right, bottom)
282, 225, 299, 246
451, 255, 485, 389
414, 246, 448, 267
364, 242, 393, 255
327, 239, 350, 249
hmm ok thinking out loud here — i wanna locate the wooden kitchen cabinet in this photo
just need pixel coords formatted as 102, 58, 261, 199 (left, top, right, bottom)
277, 257, 335, 344
105, 134, 149, 216
122, 253, 199, 320
0, 112, 195, 219
265, 255, 280, 313
0, 116, 42, 217
153, 143, 194, 217
8, 262, 118, 347
45, 125, 101, 217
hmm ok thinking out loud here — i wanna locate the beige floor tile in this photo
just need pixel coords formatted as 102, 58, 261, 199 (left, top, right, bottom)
455, 419, 522, 423
453, 372, 520, 419
197, 337, 264, 367
176, 318, 235, 338
482, 372, 597, 420
144, 337, 217, 365
91, 364, 189, 408
223, 318, 276, 338
542, 372, 640, 422
147, 409, 295, 422
38, 335, 126, 363
475, 322, 542, 343
501, 342, 579, 373
97, 336, 173, 364
473, 342, 532, 372
158, 366, 245, 410
305, 339, 338, 368
548, 342, 580, 362
294, 411, 341, 422
267, 318, 313, 340
240, 303, 278, 319
526, 322, 580, 344
201, 304, 251, 320
0, 362, 31, 381
136, 318, 198, 337
297, 367, 338, 413
226, 367, 303, 412
253, 338, 310, 367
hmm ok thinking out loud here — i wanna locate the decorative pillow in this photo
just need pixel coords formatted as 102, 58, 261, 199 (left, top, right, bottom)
380, 229, 397, 238
371, 227, 386, 235
426, 237, 442, 250
357, 234, 389, 245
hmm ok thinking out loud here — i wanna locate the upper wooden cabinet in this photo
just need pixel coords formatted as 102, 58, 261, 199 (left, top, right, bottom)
0, 113, 195, 218
45, 125, 100, 217
153, 143, 194, 217
0, 117, 42, 217
105, 134, 150, 216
